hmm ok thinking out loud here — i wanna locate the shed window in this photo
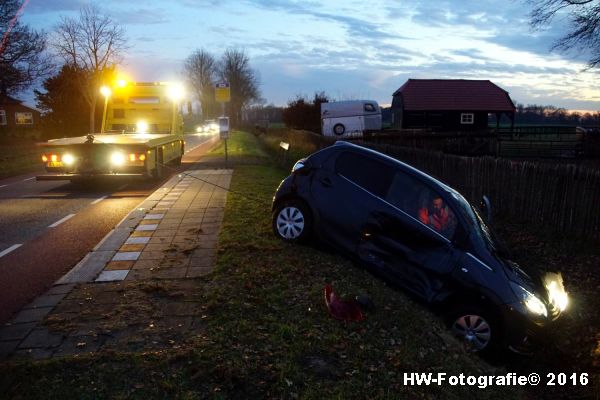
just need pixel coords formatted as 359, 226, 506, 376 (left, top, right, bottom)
0, 110, 6, 125
15, 112, 33, 125
461, 113, 474, 124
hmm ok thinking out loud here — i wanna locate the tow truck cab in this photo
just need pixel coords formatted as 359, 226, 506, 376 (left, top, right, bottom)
37, 81, 185, 181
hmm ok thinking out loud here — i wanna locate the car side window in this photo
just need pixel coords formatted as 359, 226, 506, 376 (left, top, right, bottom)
335, 152, 393, 198
386, 171, 457, 240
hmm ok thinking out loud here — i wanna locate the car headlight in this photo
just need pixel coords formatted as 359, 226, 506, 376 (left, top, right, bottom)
110, 152, 126, 166
510, 281, 547, 317
545, 279, 569, 312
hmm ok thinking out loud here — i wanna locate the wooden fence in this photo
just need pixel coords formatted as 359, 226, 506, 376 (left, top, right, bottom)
264, 129, 600, 241
358, 142, 600, 241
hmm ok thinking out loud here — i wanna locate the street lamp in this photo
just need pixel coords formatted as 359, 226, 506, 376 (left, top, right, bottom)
167, 83, 184, 134
100, 86, 111, 133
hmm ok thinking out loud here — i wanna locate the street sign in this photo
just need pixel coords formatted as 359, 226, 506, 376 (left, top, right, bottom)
218, 117, 230, 139
215, 82, 230, 103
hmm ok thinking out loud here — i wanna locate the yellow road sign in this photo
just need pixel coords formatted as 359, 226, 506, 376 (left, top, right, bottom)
215, 82, 230, 103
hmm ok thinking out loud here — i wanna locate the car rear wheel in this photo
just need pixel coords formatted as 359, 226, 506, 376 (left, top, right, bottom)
273, 199, 312, 243
448, 306, 498, 353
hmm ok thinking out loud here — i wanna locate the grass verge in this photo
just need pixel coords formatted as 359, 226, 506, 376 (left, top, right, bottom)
0, 131, 522, 398
0, 143, 42, 178
207, 130, 270, 161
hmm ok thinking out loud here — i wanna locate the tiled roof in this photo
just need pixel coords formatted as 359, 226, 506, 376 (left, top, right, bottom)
0, 95, 22, 104
393, 79, 515, 112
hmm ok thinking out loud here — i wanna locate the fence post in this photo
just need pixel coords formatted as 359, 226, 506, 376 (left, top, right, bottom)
279, 141, 290, 167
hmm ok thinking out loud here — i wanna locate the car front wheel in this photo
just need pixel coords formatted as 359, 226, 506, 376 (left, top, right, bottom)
272, 200, 312, 243
448, 306, 498, 353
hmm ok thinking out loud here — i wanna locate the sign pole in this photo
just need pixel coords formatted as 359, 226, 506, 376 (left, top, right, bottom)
222, 101, 228, 164
215, 82, 231, 166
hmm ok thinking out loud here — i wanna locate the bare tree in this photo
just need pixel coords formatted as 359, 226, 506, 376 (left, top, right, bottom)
184, 49, 217, 120
0, 0, 52, 97
53, 5, 127, 133
528, 0, 600, 67
218, 48, 261, 127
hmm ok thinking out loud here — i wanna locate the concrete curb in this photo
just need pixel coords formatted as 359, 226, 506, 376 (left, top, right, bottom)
55, 172, 184, 285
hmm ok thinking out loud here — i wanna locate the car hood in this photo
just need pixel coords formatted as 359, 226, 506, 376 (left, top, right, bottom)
498, 256, 566, 307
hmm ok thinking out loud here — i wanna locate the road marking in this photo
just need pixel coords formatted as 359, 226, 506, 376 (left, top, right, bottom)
91, 195, 108, 205
22, 177, 35, 181
0, 244, 22, 258
48, 213, 75, 228
116, 184, 128, 191
184, 141, 206, 154
0, 184, 7, 188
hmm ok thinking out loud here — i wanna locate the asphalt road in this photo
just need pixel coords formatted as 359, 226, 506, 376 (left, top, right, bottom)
0, 133, 219, 324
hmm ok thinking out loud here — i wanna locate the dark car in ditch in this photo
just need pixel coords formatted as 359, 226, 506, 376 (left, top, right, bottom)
271, 141, 568, 353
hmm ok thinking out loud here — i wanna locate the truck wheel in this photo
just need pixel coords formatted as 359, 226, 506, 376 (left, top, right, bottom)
152, 163, 163, 180
171, 143, 184, 166
333, 124, 345, 136
152, 149, 164, 180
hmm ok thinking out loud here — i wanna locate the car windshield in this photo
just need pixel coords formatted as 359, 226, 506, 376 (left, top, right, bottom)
449, 191, 508, 257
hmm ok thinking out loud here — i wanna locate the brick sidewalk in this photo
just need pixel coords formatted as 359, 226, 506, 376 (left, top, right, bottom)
0, 169, 232, 360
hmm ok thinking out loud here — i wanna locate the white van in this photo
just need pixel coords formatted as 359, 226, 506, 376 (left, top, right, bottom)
321, 100, 382, 137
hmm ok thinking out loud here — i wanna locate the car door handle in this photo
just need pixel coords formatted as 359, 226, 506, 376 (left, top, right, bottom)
319, 177, 332, 187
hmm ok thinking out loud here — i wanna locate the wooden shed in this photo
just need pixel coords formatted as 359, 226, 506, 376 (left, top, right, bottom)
391, 79, 515, 131
0, 96, 41, 138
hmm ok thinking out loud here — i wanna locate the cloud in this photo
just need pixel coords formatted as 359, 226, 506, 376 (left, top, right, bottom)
208, 25, 247, 36
114, 8, 171, 25
405, 0, 519, 29
25, 0, 86, 14
136, 36, 156, 43
247, 0, 407, 42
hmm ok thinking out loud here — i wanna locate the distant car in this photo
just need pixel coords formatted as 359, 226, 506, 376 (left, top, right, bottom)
203, 120, 218, 133
271, 141, 568, 354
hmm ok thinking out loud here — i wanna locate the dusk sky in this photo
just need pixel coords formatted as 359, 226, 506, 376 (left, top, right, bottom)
18, 0, 600, 111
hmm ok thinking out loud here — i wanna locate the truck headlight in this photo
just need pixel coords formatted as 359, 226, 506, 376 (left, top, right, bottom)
136, 120, 149, 133
110, 152, 126, 166
510, 281, 547, 317
62, 153, 75, 166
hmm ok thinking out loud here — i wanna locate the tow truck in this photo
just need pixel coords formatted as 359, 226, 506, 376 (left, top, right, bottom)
36, 81, 185, 182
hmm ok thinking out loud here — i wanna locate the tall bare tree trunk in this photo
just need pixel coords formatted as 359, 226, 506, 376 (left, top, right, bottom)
89, 97, 96, 133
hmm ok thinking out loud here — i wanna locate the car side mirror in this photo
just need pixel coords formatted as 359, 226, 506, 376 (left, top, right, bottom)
480, 195, 492, 225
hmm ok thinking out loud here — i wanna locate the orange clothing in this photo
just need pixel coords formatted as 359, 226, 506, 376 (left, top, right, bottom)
418, 207, 449, 232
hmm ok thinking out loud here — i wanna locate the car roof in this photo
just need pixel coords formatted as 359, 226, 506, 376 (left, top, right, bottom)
331, 141, 456, 194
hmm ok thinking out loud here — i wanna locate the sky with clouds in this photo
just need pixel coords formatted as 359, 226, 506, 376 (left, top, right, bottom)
17, 0, 600, 111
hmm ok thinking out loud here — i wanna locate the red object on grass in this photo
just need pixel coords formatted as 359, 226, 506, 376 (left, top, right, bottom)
324, 284, 364, 321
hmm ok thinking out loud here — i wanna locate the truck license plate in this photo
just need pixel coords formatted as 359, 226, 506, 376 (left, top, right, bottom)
48, 161, 63, 167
